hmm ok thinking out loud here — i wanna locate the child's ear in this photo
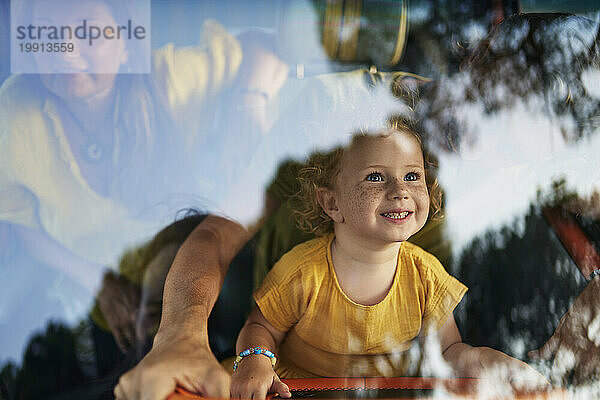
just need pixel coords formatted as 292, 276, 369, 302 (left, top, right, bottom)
316, 187, 344, 223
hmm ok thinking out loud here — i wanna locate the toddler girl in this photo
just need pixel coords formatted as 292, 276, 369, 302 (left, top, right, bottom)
230, 121, 548, 399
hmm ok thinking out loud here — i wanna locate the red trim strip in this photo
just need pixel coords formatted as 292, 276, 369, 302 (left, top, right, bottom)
543, 206, 600, 280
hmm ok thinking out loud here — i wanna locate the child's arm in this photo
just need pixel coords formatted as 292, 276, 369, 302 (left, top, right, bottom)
438, 314, 550, 391
230, 306, 292, 399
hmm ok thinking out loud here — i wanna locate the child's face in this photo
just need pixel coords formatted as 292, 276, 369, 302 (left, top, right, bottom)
327, 131, 430, 245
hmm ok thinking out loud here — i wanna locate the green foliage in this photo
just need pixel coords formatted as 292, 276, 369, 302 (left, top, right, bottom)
454, 196, 587, 357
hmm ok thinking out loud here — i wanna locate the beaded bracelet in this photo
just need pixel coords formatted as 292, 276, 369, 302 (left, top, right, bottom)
232, 347, 277, 372
590, 269, 600, 281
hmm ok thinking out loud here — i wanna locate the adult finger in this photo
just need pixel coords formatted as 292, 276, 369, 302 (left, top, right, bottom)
198, 365, 231, 398
114, 386, 128, 400
114, 374, 136, 400
115, 365, 176, 400
139, 375, 177, 400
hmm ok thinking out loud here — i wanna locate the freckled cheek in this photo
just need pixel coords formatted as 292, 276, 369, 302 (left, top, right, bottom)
410, 186, 430, 213
342, 187, 384, 218
412, 186, 429, 200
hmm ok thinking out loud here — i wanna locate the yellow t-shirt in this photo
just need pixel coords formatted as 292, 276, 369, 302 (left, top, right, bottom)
254, 233, 467, 378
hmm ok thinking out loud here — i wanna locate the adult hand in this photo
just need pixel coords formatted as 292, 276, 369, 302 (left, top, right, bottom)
470, 347, 551, 393
97, 271, 140, 353
114, 333, 230, 400
217, 30, 290, 179
236, 30, 289, 104
232, 30, 289, 133
528, 276, 600, 385
477, 348, 551, 393
230, 356, 291, 400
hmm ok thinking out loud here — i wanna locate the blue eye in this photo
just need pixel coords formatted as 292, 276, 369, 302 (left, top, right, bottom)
366, 172, 384, 182
404, 172, 420, 181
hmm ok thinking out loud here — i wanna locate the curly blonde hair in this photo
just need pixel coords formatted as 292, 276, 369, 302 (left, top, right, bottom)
292, 119, 443, 236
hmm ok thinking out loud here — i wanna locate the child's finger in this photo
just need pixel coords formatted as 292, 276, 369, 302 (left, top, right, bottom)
252, 386, 268, 400
233, 384, 254, 399
271, 377, 291, 398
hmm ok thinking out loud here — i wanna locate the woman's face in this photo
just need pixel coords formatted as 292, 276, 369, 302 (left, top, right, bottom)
32, 0, 129, 100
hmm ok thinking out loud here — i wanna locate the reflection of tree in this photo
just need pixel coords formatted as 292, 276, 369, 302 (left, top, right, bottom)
0, 310, 131, 399
419, 13, 600, 152
4, 322, 86, 400
454, 180, 588, 357
402, 0, 512, 77
1, 361, 16, 400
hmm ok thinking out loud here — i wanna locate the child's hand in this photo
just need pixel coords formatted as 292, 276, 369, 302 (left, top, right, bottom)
478, 348, 551, 393
230, 355, 291, 399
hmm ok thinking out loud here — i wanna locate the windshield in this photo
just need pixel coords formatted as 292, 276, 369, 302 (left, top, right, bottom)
1, 0, 599, 398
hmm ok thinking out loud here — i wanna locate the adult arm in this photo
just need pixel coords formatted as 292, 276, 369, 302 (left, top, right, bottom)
11, 224, 104, 293
114, 215, 251, 400
528, 275, 600, 385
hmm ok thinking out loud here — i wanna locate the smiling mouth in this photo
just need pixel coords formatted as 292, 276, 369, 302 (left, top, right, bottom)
380, 211, 412, 220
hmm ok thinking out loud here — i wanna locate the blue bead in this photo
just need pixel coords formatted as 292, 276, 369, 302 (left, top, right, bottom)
254, 348, 262, 354
241, 350, 250, 356
264, 351, 274, 357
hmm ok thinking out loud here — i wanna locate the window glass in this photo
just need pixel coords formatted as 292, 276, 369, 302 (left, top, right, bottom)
0, 0, 599, 397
